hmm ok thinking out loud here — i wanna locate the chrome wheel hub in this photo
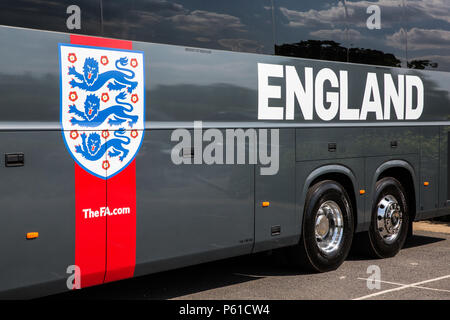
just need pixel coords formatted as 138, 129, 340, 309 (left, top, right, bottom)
376, 195, 403, 244
314, 200, 344, 255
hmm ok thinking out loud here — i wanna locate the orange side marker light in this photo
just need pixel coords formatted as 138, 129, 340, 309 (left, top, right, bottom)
359, 189, 366, 195
26, 232, 39, 240
424, 181, 429, 186
262, 201, 270, 207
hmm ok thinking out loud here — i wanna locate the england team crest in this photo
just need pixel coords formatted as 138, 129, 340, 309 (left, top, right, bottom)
59, 44, 145, 179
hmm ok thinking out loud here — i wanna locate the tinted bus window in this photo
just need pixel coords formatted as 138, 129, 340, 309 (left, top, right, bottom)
405, 0, 450, 72
273, 0, 349, 62
345, 0, 406, 68
0, 0, 102, 36
102, 0, 274, 54
273, 0, 407, 68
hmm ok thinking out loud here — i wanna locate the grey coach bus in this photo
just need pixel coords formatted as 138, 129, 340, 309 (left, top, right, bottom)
0, 0, 449, 298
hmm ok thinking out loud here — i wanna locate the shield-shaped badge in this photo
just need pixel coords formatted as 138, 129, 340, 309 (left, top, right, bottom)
59, 43, 145, 179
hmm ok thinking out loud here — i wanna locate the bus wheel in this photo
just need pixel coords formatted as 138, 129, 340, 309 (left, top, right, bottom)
366, 177, 409, 258
289, 180, 354, 272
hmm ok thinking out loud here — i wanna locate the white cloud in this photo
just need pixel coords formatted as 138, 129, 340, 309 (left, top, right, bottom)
279, 4, 346, 28
409, 0, 450, 24
218, 38, 264, 53
310, 28, 362, 42
103, 1, 248, 40
387, 28, 450, 50
170, 10, 246, 36
279, 0, 450, 29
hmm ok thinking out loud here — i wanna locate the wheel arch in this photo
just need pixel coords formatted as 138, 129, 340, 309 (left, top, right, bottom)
372, 160, 418, 222
300, 165, 360, 233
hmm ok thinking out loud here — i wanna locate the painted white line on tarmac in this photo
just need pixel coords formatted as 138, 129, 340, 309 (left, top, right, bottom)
353, 274, 450, 300
357, 277, 450, 293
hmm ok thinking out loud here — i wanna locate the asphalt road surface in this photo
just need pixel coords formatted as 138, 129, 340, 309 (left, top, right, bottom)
49, 222, 450, 300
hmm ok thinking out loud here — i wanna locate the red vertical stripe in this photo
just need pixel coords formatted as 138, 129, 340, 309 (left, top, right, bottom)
74, 164, 106, 288
70, 35, 136, 288
105, 160, 137, 282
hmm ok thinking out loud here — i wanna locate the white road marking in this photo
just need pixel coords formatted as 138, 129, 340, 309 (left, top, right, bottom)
357, 277, 450, 293
353, 274, 450, 300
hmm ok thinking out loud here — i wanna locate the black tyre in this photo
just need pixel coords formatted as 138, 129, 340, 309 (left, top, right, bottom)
289, 180, 354, 272
364, 177, 409, 258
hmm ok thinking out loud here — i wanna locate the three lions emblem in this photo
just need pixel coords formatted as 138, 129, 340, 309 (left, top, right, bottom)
60, 44, 145, 179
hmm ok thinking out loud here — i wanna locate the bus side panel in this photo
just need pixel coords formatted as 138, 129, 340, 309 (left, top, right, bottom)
363, 127, 422, 220
419, 127, 440, 214
0, 132, 75, 296
134, 129, 254, 277
364, 127, 419, 157
0, 27, 68, 124
296, 128, 364, 161
0, 27, 76, 297
437, 126, 450, 217
296, 128, 366, 232
254, 128, 297, 252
